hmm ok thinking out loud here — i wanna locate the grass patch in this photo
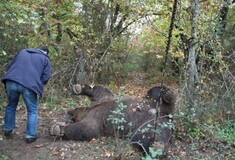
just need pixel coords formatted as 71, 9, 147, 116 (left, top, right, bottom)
0, 150, 11, 160
216, 121, 235, 143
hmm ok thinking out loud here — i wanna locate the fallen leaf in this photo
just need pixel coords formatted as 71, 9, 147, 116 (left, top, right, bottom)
104, 151, 114, 157
35, 143, 47, 148
51, 147, 60, 155
132, 108, 137, 112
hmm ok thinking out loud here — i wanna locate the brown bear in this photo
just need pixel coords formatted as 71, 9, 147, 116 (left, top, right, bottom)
50, 85, 176, 155
130, 86, 176, 155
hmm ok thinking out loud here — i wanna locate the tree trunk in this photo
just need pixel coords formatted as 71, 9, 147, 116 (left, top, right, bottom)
215, 0, 234, 38
186, 0, 199, 113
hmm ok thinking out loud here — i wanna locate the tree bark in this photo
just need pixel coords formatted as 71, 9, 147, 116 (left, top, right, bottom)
161, 0, 178, 86
186, 0, 199, 113
215, 0, 234, 38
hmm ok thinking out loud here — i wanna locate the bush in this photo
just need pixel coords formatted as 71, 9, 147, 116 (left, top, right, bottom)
216, 122, 235, 143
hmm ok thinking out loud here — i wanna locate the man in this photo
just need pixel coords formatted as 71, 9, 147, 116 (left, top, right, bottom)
2, 46, 51, 144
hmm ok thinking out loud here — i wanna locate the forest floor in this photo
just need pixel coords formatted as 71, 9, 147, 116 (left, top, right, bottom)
0, 74, 234, 160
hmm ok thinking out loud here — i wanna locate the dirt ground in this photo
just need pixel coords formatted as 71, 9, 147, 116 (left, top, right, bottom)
0, 105, 144, 160
1, 104, 234, 160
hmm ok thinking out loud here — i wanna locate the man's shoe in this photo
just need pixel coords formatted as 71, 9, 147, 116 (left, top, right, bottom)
4, 130, 13, 137
26, 137, 37, 144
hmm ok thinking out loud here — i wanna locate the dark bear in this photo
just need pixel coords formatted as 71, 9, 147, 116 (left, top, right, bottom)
50, 85, 176, 155
131, 86, 176, 154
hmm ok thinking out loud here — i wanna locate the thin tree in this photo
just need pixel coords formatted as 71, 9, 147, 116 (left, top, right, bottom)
215, 0, 235, 38
186, 0, 199, 113
161, 0, 178, 87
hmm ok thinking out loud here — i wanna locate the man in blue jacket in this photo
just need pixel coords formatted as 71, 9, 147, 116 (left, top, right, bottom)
2, 46, 51, 144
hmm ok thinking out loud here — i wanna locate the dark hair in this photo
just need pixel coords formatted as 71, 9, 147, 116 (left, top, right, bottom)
38, 46, 50, 55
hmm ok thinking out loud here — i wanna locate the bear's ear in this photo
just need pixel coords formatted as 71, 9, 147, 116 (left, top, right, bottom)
72, 84, 82, 94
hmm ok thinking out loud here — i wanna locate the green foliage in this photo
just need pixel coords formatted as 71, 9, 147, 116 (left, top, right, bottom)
142, 147, 163, 160
107, 87, 127, 136
140, 123, 153, 133
180, 115, 204, 140
43, 100, 59, 109
216, 122, 235, 143
188, 127, 202, 139
160, 119, 174, 129
0, 150, 11, 160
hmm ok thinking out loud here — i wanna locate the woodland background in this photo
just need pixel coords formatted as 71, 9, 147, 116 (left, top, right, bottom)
0, 0, 235, 159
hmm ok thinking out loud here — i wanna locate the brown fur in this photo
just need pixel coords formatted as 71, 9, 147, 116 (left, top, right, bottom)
145, 86, 176, 156
61, 85, 176, 154
69, 84, 138, 123
67, 84, 115, 123
67, 107, 93, 123
64, 98, 156, 139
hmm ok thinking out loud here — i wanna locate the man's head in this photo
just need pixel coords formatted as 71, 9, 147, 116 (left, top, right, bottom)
38, 46, 50, 55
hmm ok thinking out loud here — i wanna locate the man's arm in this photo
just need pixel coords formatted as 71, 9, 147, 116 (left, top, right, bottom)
41, 58, 51, 85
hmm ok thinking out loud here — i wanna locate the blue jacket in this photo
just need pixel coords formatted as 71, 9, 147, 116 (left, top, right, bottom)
2, 48, 51, 98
